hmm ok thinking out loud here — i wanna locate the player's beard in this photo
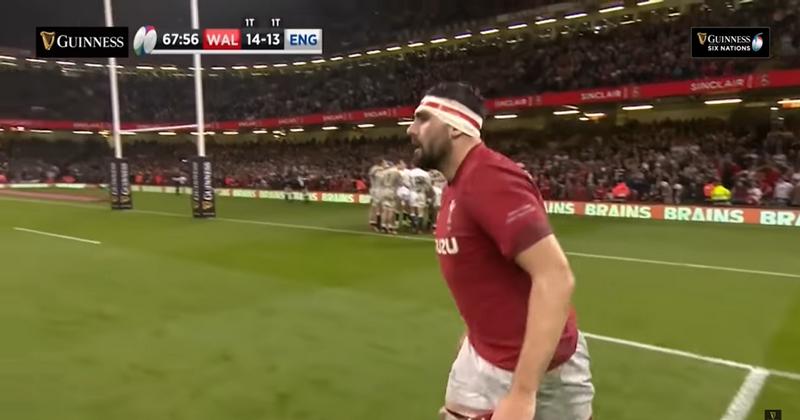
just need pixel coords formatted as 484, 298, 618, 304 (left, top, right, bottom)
414, 134, 452, 172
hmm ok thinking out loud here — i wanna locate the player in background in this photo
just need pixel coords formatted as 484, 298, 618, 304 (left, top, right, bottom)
408, 164, 432, 233
283, 179, 293, 202
399, 160, 411, 186
172, 173, 187, 195
368, 161, 385, 231
380, 162, 402, 234
427, 181, 438, 231
396, 161, 413, 231
407, 82, 594, 420
298, 174, 310, 204
429, 170, 446, 230
375, 161, 390, 231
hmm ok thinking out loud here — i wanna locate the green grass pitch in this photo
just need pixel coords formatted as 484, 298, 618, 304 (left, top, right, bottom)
0, 190, 798, 420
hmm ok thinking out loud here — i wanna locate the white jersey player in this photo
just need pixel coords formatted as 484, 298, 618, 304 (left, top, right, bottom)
400, 166, 412, 192
429, 169, 446, 230
380, 163, 403, 234
408, 167, 432, 233
368, 162, 385, 231
397, 172, 412, 211
396, 162, 412, 229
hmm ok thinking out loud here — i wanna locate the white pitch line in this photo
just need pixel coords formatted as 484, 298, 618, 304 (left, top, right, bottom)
13, 227, 101, 245
769, 368, 800, 382
128, 210, 800, 279
133, 209, 430, 242
583, 332, 754, 370
720, 368, 769, 420
218, 216, 429, 242
567, 252, 800, 279
585, 332, 800, 383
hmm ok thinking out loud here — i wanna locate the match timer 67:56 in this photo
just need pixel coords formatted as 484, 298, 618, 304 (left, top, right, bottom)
153, 29, 202, 51
241, 29, 282, 50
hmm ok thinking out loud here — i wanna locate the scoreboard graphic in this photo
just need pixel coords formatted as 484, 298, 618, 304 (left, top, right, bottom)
133, 25, 322, 55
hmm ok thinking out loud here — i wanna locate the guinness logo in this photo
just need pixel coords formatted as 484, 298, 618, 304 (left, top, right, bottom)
35, 26, 129, 58
40, 31, 56, 50
697, 32, 707, 45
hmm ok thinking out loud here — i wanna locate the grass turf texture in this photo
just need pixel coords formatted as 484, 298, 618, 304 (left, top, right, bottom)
0, 191, 798, 420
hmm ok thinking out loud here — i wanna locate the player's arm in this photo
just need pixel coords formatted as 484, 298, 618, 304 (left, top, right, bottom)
508, 234, 574, 398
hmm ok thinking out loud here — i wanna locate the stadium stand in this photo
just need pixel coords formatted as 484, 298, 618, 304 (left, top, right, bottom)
1, 119, 798, 207
0, 0, 797, 121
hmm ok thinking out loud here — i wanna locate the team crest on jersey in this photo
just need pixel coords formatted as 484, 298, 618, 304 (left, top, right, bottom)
446, 199, 456, 231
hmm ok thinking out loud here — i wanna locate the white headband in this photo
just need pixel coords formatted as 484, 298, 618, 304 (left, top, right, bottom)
414, 95, 483, 138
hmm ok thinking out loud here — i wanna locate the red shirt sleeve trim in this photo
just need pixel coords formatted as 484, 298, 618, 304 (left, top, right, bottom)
508, 222, 553, 260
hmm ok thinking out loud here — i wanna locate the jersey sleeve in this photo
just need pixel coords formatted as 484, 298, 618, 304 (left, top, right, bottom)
463, 164, 553, 260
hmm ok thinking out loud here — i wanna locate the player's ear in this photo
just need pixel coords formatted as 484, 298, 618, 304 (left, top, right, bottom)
447, 125, 461, 141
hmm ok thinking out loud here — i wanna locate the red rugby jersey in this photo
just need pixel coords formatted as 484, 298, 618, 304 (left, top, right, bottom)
435, 143, 578, 371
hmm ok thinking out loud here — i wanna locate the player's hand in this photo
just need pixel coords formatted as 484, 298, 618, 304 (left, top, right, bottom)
491, 391, 535, 420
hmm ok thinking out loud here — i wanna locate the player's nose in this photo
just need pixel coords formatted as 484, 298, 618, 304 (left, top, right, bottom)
406, 123, 416, 139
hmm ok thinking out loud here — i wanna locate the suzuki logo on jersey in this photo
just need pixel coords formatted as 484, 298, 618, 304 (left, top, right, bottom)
436, 237, 459, 255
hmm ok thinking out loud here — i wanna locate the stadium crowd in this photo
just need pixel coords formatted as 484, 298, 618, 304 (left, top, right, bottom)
325, 0, 569, 54
2, 119, 799, 207
0, 0, 797, 122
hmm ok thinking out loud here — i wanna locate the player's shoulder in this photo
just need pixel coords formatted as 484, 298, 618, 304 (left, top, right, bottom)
462, 145, 531, 188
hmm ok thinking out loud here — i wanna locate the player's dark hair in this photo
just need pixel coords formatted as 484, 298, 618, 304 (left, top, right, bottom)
424, 82, 486, 119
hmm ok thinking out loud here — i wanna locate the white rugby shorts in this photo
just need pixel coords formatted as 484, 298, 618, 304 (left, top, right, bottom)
444, 332, 594, 420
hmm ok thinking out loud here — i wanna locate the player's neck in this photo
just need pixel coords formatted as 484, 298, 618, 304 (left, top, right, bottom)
442, 138, 482, 182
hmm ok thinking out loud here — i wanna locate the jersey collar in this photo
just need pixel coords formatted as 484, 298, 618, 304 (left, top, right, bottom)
450, 142, 484, 185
